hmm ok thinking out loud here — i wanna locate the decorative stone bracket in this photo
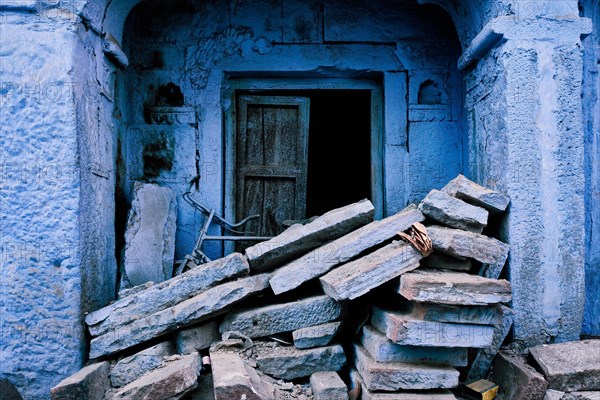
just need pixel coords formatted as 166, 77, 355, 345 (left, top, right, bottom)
459, 16, 593, 71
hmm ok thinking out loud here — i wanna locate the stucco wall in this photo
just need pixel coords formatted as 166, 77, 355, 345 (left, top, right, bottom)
581, 0, 600, 336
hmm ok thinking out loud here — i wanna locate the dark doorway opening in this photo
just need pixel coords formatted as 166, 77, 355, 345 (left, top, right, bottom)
305, 90, 371, 217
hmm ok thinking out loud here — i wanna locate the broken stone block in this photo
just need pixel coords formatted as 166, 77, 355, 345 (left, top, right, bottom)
123, 182, 177, 287
245, 199, 374, 272
350, 370, 457, 400
176, 320, 221, 354
411, 303, 503, 325
442, 174, 510, 213
269, 205, 424, 294
220, 295, 345, 339
50, 362, 110, 400
86, 253, 249, 337
397, 269, 512, 306
427, 225, 509, 278
293, 321, 343, 350
320, 241, 422, 301
110, 341, 175, 388
353, 344, 459, 391
256, 344, 346, 380
529, 340, 600, 392
466, 305, 514, 381
545, 389, 567, 400
89, 274, 271, 359
419, 189, 488, 232
371, 307, 494, 348
492, 351, 549, 400
310, 371, 348, 400
420, 253, 472, 271
211, 351, 274, 400
361, 325, 468, 367
113, 353, 199, 399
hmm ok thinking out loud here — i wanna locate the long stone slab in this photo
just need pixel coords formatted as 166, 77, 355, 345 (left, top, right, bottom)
293, 321, 343, 349
529, 340, 600, 392
50, 362, 110, 400
111, 341, 175, 388
353, 344, 459, 391
361, 325, 468, 367
320, 241, 422, 301
113, 353, 199, 399
467, 305, 514, 381
86, 253, 249, 336
442, 174, 510, 213
350, 370, 457, 400
269, 205, 424, 294
412, 303, 503, 325
397, 269, 512, 305
419, 189, 488, 233
420, 253, 472, 271
492, 351, 548, 400
246, 199, 374, 272
256, 344, 346, 380
211, 352, 274, 400
426, 225, 509, 278
371, 307, 494, 348
89, 274, 271, 359
220, 295, 345, 338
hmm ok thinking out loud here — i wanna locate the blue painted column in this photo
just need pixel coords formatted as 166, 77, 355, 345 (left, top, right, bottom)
463, 15, 592, 345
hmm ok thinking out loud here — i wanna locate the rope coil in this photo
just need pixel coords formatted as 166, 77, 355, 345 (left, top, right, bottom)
398, 221, 433, 256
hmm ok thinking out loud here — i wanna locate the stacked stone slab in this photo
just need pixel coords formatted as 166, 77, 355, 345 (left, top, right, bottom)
55, 180, 515, 398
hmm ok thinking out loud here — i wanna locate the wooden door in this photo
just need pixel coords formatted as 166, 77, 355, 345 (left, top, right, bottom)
236, 95, 310, 243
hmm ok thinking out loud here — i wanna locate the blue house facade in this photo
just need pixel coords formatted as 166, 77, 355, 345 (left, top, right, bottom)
0, 0, 598, 397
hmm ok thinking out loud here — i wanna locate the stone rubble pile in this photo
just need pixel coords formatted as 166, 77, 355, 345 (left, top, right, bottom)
52, 175, 527, 400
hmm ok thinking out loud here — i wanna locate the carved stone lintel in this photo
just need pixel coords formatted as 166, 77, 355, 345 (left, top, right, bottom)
409, 105, 452, 122
146, 107, 197, 126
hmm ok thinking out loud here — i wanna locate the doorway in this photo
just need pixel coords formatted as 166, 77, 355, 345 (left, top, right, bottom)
232, 87, 374, 242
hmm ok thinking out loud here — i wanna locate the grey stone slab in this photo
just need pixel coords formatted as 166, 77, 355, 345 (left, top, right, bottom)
361, 325, 468, 366
113, 353, 199, 400
89, 274, 271, 359
466, 305, 514, 381
320, 241, 422, 301
111, 341, 175, 388
545, 389, 567, 400
123, 182, 177, 286
427, 225, 509, 278
293, 321, 343, 349
397, 269, 512, 305
85, 253, 249, 337
256, 345, 346, 380
211, 352, 275, 400
492, 351, 549, 400
442, 174, 510, 213
412, 303, 503, 325
419, 189, 488, 232
371, 307, 494, 348
245, 199, 374, 272
50, 362, 110, 400
270, 205, 424, 295
420, 253, 472, 271
176, 320, 221, 354
310, 371, 348, 400
564, 392, 600, 400
0, 380, 22, 400
350, 370, 457, 400
353, 344, 459, 391
530, 340, 600, 392
220, 295, 345, 339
